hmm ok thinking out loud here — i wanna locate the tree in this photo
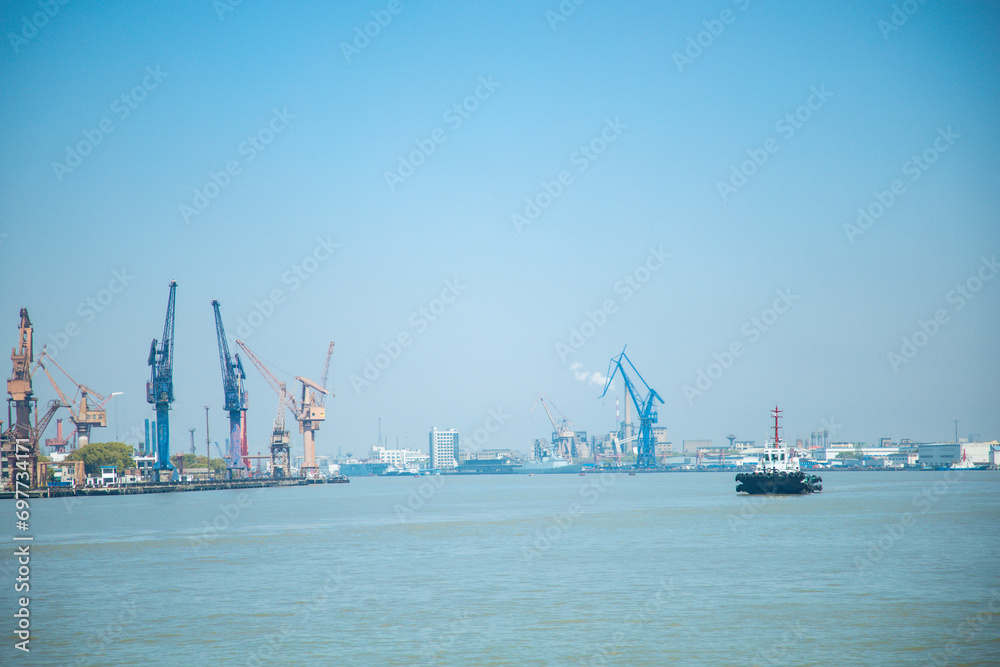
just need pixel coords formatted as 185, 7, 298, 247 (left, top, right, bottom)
66, 441, 136, 476
180, 454, 226, 474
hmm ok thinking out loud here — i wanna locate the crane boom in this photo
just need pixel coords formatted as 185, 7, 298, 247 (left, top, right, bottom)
234, 340, 300, 416
318, 342, 334, 406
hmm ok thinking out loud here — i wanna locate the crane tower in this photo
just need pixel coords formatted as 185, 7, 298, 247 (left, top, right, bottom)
212, 300, 248, 475
147, 281, 177, 474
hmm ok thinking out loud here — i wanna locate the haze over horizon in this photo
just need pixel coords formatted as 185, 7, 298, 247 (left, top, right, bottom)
2, 1, 998, 460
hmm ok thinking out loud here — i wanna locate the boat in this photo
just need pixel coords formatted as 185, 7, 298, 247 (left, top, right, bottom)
514, 456, 583, 474
735, 407, 822, 495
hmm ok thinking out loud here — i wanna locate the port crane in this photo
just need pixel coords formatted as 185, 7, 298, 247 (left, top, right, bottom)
269, 382, 291, 477
32, 346, 116, 448
600, 347, 663, 469
147, 281, 177, 473
531, 392, 577, 460
235, 340, 328, 478
2, 308, 39, 487
212, 300, 248, 474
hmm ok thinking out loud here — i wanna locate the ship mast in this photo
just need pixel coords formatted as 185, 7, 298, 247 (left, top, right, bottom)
772, 405, 782, 446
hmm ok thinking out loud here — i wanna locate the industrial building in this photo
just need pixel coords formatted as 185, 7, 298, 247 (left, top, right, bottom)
683, 439, 712, 454
429, 428, 460, 469
918, 442, 996, 467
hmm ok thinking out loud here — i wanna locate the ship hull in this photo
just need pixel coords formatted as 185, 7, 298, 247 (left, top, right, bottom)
735, 470, 822, 495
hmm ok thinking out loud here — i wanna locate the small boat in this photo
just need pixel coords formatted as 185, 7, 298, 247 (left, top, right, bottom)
735, 406, 822, 495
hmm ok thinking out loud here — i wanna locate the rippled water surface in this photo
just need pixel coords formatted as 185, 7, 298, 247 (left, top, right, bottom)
5, 470, 1000, 665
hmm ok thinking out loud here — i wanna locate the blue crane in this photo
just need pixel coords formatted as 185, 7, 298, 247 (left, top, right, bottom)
600, 347, 664, 469
211, 300, 248, 473
147, 281, 177, 472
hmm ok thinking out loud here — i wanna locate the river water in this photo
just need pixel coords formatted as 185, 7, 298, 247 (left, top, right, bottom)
4, 470, 999, 666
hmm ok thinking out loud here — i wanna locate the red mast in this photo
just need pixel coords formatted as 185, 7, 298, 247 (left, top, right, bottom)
772, 406, 782, 446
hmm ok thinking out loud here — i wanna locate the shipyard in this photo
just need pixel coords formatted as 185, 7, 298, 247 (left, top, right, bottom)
2, 301, 996, 496
2, 2, 998, 665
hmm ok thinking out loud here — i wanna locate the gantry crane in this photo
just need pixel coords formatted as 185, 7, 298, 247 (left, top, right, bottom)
531, 392, 578, 461
212, 300, 248, 474
269, 382, 291, 477
147, 281, 177, 473
235, 339, 328, 478
600, 347, 664, 469
2, 308, 38, 488
32, 346, 115, 448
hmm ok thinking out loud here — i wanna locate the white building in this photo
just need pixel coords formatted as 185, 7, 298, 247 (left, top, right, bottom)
918, 442, 995, 467
823, 446, 900, 462
885, 451, 919, 467
429, 428, 460, 469
371, 445, 428, 469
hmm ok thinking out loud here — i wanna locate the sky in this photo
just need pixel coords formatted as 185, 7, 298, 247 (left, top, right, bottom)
1, 0, 998, 462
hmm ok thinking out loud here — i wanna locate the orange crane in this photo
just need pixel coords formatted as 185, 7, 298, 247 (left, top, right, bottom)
33, 346, 117, 448
3, 309, 39, 488
235, 340, 328, 478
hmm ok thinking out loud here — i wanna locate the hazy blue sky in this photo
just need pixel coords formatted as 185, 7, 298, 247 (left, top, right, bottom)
2, 0, 998, 460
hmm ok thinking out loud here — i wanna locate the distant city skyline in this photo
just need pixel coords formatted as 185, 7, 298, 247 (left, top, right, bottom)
2, 1, 997, 461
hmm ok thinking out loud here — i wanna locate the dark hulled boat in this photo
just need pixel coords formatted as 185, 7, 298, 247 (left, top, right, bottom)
735, 407, 822, 495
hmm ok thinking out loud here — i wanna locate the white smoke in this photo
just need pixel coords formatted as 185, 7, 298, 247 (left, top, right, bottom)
570, 362, 613, 388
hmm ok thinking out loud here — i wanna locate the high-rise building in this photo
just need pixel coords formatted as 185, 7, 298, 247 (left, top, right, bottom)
429, 428, 460, 469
